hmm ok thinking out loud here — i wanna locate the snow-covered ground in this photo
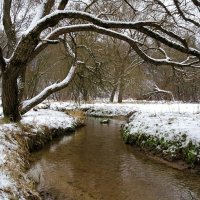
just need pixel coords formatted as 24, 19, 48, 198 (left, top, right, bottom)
22, 109, 76, 130
0, 109, 77, 199
44, 101, 200, 115
125, 111, 200, 145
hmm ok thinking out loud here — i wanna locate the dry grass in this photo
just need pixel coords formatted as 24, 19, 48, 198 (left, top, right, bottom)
66, 109, 86, 124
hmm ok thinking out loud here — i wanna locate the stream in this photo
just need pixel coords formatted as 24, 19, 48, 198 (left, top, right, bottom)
28, 117, 200, 200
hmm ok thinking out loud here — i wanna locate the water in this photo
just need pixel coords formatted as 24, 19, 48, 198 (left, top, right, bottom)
29, 117, 200, 200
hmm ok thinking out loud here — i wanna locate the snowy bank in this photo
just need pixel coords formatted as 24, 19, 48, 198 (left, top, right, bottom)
21, 109, 80, 151
122, 111, 200, 166
0, 109, 79, 199
0, 124, 39, 199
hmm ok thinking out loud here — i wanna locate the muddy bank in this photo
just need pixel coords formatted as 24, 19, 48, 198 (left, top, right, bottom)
125, 143, 200, 173
0, 109, 83, 199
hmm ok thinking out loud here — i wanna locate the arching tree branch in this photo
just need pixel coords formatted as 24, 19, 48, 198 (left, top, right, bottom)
24, 10, 200, 59
21, 61, 80, 114
32, 24, 200, 68
3, 0, 16, 54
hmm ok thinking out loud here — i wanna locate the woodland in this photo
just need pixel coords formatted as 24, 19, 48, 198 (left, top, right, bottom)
0, 0, 200, 121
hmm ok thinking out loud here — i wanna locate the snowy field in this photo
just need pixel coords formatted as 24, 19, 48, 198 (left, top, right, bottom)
46, 100, 200, 115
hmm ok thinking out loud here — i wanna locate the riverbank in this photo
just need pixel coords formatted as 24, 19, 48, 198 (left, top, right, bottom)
1, 100, 200, 198
42, 101, 200, 171
0, 109, 81, 199
28, 116, 200, 200
122, 111, 200, 171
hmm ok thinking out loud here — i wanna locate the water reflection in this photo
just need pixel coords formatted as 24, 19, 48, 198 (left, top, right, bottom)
29, 118, 200, 200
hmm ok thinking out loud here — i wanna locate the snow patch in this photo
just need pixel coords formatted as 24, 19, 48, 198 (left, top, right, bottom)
21, 109, 75, 129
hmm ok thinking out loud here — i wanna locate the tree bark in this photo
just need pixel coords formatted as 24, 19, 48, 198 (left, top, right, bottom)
18, 69, 26, 103
2, 72, 21, 121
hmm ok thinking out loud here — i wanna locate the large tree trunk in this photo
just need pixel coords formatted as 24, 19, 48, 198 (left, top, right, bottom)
18, 69, 26, 102
2, 72, 21, 121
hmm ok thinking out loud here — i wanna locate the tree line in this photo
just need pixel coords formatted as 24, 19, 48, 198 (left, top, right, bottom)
0, 0, 200, 121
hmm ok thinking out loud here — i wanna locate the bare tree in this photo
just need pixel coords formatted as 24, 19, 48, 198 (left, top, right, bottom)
0, 0, 200, 121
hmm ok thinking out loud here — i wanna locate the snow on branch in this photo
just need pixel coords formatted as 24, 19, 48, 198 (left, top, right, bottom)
40, 38, 60, 44
191, 0, 200, 7
138, 26, 200, 58
9, 5, 200, 77
20, 9, 200, 61
21, 61, 81, 114
31, 24, 200, 69
21, 35, 83, 114
28, 2, 46, 32
145, 84, 175, 101
173, 0, 200, 28
23, 10, 158, 35
158, 47, 170, 61
28, 0, 56, 33
3, 0, 17, 51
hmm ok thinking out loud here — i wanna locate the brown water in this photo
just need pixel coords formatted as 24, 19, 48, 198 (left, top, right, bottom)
29, 117, 200, 200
